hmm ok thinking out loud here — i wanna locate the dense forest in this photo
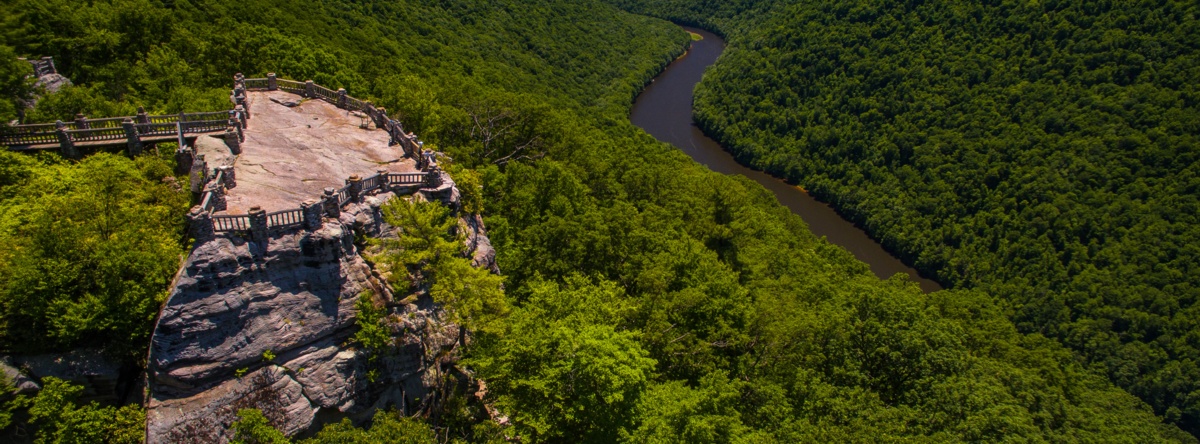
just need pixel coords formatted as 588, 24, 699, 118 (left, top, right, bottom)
610, 0, 1200, 437
0, 0, 1195, 441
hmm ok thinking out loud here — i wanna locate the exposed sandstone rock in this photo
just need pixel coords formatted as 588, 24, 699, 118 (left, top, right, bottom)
146, 190, 486, 442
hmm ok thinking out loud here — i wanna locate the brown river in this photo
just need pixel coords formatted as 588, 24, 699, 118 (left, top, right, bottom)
630, 27, 942, 293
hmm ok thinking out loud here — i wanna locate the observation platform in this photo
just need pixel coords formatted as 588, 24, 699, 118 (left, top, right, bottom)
210, 91, 419, 214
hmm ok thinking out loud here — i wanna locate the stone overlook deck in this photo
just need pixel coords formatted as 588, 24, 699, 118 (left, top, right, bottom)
211, 91, 417, 214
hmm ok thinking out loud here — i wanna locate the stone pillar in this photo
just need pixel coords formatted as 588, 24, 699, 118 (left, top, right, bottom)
188, 206, 215, 245
236, 104, 249, 125
136, 106, 150, 125
378, 169, 390, 192
425, 166, 443, 188
346, 175, 363, 203
223, 127, 242, 155
190, 154, 207, 194
301, 200, 323, 230
74, 114, 88, 129
229, 111, 244, 140
218, 165, 236, 189
337, 88, 348, 109
304, 80, 315, 98
122, 118, 142, 157
175, 147, 194, 176
55, 121, 77, 159
266, 73, 278, 90
375, 107, 388, 130
204, 182, 227, 212
322, 188, 340, 217
248, 206, 268, 244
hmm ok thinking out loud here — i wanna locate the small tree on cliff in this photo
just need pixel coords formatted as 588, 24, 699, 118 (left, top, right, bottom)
371, 197, 508, 338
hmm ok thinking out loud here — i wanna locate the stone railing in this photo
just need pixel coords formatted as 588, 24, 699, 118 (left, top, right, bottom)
2, 107, 244, 158
19, 56, 56, 77
188, 167, 441, 245
188, 74, 452, 247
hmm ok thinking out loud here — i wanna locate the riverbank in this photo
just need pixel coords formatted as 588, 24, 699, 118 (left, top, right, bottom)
630, 27, 941, 293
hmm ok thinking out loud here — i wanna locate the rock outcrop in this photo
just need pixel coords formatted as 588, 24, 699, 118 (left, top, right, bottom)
146, 191, 490, 442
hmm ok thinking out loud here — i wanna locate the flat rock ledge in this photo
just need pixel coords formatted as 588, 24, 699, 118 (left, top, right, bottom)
146, 189, 495, 443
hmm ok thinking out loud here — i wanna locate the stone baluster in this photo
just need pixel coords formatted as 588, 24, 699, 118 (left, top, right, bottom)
346, 175, 363, 203
122, 118, 142, 157
301, 200, 323, 230
188, 206, 215, 245
223, 127, 242, 155
74, 113, 88, 130
337, 88, 348, 109
248, 206, 268, 244
304, 80, 315, 98
267, 73, 278, 91
322, 188, 340, 218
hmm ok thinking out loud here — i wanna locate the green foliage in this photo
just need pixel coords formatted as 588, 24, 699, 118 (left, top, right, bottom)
447, 165, 485, 215
1, 0, 1194, 440
231, 408, 290, 444
372, 198, 508, 335
25, 377, 145, 444
299, 410, 435, 444
471, 277, 655, 442
0, 153, 188, 356
615, 0, 1200, 435
353, 291, 391, 358
0, 45, 33, 123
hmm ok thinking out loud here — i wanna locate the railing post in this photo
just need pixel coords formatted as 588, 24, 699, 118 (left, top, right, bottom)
229, 110, 244, 140
55, 121, 78, 159
74, 114, 88, 130
301, 200, 323, 230
425, 166, 443, 188
375, 107, 388, 130
346, 175, 363, 203
304, 80, 315, 98
377, 169, 390, 193
204, 182, 227, 212
190, 154, 207, 194
122, 118, 142, 157
136, 106, 150, 125
337, 88, 348, 109
174, 146, 194, 176
218, 165, 236, 189
188, 206, 215, 245
267, 73, 277, 91
248, 206, 268, 244
223, 127, 242, 155
322, 188, 340, 218
236, 103, 249, 126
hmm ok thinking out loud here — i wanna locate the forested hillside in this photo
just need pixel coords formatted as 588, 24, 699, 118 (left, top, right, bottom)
610, 0, 1200, 436
0, 0, 1194, 441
